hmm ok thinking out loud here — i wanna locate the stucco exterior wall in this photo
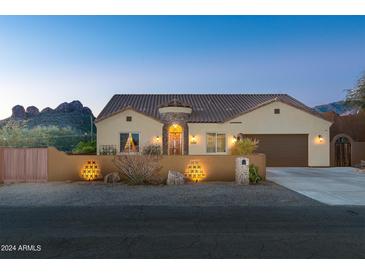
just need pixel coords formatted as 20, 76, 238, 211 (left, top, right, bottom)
188, 101, 332, 166
95, 109, 163, 154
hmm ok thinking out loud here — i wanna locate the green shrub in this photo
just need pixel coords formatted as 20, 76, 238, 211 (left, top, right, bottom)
72, 140, 96, 154
230, 137, 259, 155
249, 164, 262, 184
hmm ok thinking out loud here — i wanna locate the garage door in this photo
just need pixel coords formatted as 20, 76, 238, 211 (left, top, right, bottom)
244, 134, 308, 167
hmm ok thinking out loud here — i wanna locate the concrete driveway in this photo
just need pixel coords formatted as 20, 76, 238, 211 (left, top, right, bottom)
267, 167, 365, 205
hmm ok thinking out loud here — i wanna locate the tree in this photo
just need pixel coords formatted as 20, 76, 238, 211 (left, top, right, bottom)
346, 73, 365, 111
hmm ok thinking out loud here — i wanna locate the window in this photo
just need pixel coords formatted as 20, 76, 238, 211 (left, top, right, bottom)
120, 133, 140, 153
206, 133, 226, 153
274, 108, 280, 114
126, 116, 132, 122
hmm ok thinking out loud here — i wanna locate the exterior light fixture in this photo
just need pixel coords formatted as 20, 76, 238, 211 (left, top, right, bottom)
190, 135, 197, 144
156, 136, 160, 142
185, 160, 206, 182
232, 136, 237, 144
318, 135, 324, 143
81, 160, 101, 181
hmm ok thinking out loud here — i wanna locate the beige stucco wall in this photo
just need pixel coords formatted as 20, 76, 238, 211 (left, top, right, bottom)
47, 147, 266, 181
95, 109, 163, 154
188, 101, 332, 166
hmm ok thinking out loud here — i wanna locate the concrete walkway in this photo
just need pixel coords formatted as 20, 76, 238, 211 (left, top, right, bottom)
268, 167, 365, 205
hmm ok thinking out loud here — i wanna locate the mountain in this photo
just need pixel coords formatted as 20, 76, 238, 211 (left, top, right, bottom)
314, 100, 359, 115
0, 100, 95, 132
0, 101, 96, 152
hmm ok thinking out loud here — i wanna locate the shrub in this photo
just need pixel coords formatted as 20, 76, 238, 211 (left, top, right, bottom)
113, 154, 163, 185
142, 144, 162, 156
230, 137, 259, 155
249, 164, 262, 184
72, 140, 96, 154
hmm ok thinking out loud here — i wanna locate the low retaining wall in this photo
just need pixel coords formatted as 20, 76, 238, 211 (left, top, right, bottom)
48, 147, 266, 182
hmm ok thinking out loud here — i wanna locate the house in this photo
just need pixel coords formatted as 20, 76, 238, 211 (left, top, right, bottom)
322, 111, 365, 167
95, 94, 332, 167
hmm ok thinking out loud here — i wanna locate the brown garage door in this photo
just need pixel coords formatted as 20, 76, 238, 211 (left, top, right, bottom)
244, 134, 308, 167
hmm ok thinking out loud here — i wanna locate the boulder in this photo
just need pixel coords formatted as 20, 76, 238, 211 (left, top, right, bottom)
55, 101, 84, 113
166, 170, 185, 185
69, 100, 84, 112
11, 105, 26, 120
26, 106, 39, 117
104, 172, 121, 184
82, 106, 93, 116
41, 107, 53, 113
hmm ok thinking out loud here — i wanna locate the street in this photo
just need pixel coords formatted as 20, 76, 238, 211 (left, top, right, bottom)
0, 205, 364, 258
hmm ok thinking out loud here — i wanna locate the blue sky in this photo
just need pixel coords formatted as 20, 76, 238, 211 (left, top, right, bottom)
0, 16, 364, 119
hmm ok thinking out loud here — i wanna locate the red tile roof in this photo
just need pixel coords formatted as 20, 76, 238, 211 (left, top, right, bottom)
96, 94, 327, 123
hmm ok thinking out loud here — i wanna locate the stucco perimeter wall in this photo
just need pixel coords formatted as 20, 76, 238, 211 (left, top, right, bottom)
188, 101, 332, 167
95, 109, 163, 154
48, 147, 265, 181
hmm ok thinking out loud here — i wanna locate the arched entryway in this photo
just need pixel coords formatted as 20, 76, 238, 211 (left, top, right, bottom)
335, 136, 352, 166
168, 124, 183, 155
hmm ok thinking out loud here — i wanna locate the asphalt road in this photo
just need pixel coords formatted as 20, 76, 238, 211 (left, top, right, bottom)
0, 205, 364, 258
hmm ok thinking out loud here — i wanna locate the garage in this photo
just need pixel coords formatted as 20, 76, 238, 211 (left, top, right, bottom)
244, 134, 308, 167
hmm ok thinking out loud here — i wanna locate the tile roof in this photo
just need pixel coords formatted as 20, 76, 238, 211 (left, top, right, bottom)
96, 94, 327, 123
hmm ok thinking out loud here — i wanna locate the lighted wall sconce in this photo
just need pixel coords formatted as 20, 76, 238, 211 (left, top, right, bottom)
318, 135, 324, 143
190, 135, 197, 144
232, 136, 237, 144
156, 136, 160, 142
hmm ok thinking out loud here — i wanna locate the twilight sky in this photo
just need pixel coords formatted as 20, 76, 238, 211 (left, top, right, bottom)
0, 16, 364, 119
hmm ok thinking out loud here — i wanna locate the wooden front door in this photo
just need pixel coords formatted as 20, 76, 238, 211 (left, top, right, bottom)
335, 137, 351, 166
168, 132, 182, 155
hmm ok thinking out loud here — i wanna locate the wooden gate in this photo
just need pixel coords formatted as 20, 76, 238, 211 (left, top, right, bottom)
2, 148, 48, 183
335, 137, 352, 166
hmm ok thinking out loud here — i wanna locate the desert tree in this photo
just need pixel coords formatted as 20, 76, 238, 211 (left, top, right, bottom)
345, 72, 365, 111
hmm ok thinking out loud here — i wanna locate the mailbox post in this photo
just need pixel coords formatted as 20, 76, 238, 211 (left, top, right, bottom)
235, 157, 250, 185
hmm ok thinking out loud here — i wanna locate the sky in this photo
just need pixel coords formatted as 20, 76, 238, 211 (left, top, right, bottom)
0, 16, 364, 119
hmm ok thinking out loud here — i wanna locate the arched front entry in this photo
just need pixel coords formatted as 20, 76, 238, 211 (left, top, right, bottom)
168, 124, 183, 155
335, 136, 352, 166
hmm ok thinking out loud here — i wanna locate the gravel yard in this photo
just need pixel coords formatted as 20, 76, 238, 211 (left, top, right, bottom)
0, 181, 320, 207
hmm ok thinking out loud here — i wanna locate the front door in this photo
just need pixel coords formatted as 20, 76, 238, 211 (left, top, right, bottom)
168, 124, 183, 155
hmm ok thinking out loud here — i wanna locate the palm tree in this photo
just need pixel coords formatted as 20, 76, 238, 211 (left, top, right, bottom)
346, 73, 365, 111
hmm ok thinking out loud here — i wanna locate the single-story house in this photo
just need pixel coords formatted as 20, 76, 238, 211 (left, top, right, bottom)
95, 94, 332, 167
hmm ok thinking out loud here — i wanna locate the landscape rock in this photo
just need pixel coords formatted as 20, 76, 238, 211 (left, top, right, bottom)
104, 172, 121, 184
166, 170, 185, 185
26, 106, 40, 117
11, 105, 26, 120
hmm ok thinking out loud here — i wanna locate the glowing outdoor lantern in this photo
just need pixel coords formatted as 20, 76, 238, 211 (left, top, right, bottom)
318, 135, 324, 143
184, 160, 206, 182
81, 160, 101, 181
190, 135, 197, 144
